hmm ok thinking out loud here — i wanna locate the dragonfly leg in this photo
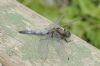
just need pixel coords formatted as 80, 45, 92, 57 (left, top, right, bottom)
64, 38, 71, 43
51, 31, 54, 38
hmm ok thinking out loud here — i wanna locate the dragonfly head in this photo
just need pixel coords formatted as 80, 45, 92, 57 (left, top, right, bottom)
64, 30, 71, 38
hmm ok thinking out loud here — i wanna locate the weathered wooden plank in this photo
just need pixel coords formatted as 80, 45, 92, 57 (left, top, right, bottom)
0, 0, 100, 66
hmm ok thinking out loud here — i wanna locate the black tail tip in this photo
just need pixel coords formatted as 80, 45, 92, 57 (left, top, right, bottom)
18, 31, 25, 33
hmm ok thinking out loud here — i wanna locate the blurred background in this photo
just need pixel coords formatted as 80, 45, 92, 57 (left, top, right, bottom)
17, 0, 100, 49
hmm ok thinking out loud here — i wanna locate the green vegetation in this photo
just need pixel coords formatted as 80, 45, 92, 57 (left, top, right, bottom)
18, 0, 100, 49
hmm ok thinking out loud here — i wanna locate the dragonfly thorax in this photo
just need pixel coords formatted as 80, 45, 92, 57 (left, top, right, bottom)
47, 27, 71, 42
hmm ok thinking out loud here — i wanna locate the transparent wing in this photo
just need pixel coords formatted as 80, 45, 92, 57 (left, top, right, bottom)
52, 38, 69, 61
55, 15, 65, 25
63, 17, 81, 29
37, 37, 50, 61
45, 15, 65, 30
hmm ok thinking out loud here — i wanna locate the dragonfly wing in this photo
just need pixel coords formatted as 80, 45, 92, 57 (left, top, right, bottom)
37, 37, 50, 61
52, 38, 69, 61
55, 14, 65, 25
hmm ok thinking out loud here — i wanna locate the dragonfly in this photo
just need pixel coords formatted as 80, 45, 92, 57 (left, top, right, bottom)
19, 15, 71, 42
18, 15, 80, 61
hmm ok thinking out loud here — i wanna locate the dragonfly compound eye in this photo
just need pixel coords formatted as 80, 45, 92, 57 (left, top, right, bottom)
65, 31, 71, 38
